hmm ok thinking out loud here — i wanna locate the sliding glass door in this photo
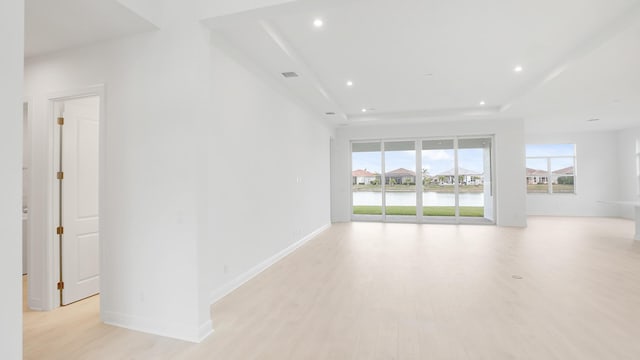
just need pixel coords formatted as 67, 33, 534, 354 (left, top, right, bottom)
384, 141, 417, 218
351, 136, 494, 223
457, 138, 490, 219
352, 142, 382, 217
422, 139, 456, 217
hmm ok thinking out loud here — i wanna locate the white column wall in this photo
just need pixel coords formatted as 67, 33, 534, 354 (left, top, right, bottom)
525, 131, 620, 217
616, 127, 640, 219
0, 0, 24, 358
24, 17, 210, 342
331, 118, 527, 227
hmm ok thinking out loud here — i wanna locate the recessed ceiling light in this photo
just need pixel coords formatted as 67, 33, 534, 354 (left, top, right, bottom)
479, 101, 486, 106
313, 19, 324, 28
514, 65, 524, 73
361, 108, 367, 113
346, 81, 354, 87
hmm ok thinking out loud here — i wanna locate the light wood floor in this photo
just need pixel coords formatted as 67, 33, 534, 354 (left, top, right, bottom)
24, 217, 640, 359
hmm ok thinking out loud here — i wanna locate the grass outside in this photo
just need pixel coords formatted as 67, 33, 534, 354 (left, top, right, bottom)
353, 206, 484, 217
352, 184, 484, 193
527, 184, 575, 193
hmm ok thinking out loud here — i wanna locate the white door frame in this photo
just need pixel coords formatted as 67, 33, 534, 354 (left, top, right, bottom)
22, 98, 33, 277
27, 85, 106, 310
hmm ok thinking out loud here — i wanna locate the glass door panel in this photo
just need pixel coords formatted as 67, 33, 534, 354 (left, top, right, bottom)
457, 138, 489, 218
352, 142, 382, 215
384, 141, 416, 216
421, 139, 455, 217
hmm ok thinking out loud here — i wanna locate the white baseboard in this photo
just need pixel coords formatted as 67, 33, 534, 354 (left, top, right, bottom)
209, 223, 331, 305
91, 224, 333, 343
198, 320, 214, 342
103, 311, 213, 343
27, 297, 43, 311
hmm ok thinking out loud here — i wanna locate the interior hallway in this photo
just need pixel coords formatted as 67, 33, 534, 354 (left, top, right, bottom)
24, 217, 640, 360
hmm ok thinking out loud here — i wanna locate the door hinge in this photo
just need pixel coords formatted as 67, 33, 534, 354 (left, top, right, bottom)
57, 117, 64, 126
56, 171, 64, 180
56, 226, 64, 235
57, 281, 64, 290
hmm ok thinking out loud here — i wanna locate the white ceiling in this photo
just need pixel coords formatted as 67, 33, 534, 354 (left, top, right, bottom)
506, 13, 640, 133
25, 0, 156, 58
24, 0, 640, 132
206, 0, 640, 131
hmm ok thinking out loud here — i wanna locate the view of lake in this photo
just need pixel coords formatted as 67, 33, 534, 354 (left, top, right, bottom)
353, 192, 484, 206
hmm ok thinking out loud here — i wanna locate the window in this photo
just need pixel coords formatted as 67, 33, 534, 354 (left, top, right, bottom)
526, 144, 576, 194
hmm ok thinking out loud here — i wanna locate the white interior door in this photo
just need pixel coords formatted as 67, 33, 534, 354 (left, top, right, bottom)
60, 96, 100, 305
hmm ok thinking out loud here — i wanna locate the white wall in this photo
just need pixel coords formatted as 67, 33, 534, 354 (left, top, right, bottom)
203, 35, 333, 304
0, 0, 24, 358
616, 126, 640, 219
526, 131, 620, 217
331, 118, 527, 227
25, 12, 209, 342
24, 0, 333, 342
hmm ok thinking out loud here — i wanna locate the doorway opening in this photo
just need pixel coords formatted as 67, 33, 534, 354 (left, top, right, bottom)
23, 89, 104, 357
24, 88, 104, 312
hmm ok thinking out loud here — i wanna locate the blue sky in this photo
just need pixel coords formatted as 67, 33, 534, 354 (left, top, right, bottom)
525, 143, 575, 157
353, 143, 575, 175
526, 157, 574, 171
352, 149, 484, 176
526, 144, 575, 170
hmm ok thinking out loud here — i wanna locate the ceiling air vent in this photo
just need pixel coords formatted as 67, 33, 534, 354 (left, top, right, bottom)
281, 72, 299, 78
325, 112, 336, 116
